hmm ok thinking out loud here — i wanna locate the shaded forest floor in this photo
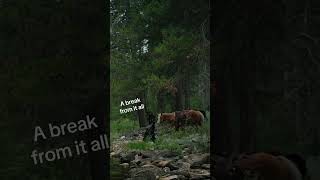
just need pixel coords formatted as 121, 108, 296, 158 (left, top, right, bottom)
111, 119, 210, 154
110, 118, 211, 179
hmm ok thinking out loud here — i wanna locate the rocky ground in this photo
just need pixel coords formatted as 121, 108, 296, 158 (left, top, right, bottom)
111, 126, 211, 180
111, 125, 320, 180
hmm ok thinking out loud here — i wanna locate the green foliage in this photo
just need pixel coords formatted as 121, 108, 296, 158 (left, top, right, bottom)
110, 0, 210, 118
126, 141, 155, 151
125, 119, 210, 154
111, 118, 140, 140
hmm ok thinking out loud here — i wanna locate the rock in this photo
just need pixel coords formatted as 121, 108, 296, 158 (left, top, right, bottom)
126, 177, 152, 180
135, 154, 143, 161
140, 150, 157, 159
159, 175, 179, 180
186, 153, 210, 168
163, 167, 171, 173
163, 175, 186, 180
120, 151, 137, 163
131, 154, 143, 165
167, 163, 179, 171
110, 152, 117, 157
159, 150, 180, 158
111, 139, 131, 154
129, 165, 163, 180
182, 148, 191, 155
201, 164, 210, 169
129, 161, 139, 168
168, 170, 190, 178
189, 169, 210, 179
152, 160, 171, 167
121, 135, 126, 139
111, 151, 121, 158
140, 159, 152, 166
120, 163, 130, 169
178, 162, 191, 171
168, 161, 190, 171
141, 164, 158, 168
166, 162, 191, 178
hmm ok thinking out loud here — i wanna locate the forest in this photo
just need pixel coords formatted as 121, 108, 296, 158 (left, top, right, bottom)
110, 0, 211, 179
1, 0, 320, 179
0, 0, 211, 179
110, 0, 210, 124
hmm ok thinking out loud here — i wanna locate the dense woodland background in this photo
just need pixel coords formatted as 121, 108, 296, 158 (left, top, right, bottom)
1, 0, 320, 179
214, 0, 320, 156
110, 0, 210, 127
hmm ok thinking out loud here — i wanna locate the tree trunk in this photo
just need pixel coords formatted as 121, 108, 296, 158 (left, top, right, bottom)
184, 86, 190, 109
157, 92, 164, 113
137, 91, 148, 127
175, 81, 184, 111
184, 74, 190, 109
